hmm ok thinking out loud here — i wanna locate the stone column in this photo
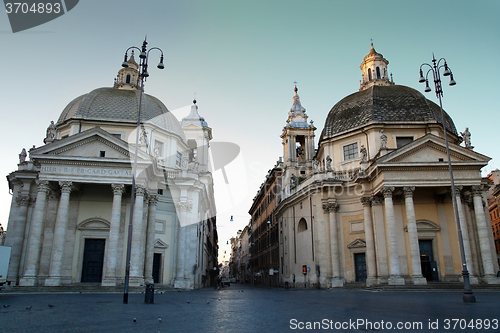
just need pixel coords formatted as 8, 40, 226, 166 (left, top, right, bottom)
382, 186, 404, 285
371, 195, 388, 283
471, 186, 499, 284
403, 186, 427, 285
19, 180, 50, 286
174, 200, 189, 289
361, 197, 377, 286
130, 186, 146, 286
102, 183, 124, 286
323, 201, 343, 287
46, 181, 73, 286
454, 187, 476, 282
144, 193, 158, 284
7, 194, 32, 284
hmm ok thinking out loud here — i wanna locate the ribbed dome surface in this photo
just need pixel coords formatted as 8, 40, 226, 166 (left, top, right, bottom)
321, 85, 457, 140
57, 87, 185, 139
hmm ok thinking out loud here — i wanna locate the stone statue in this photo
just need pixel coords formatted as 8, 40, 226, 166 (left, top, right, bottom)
326, 155, 332, 171
360, 145, 367, 162
460, 127, 472, 149
312, 159, 320, 173
296, 145, 304, 161
380, 130, 387, 149
139, 128, 148, 145
19, 148, 27, 163
181, 154, 189, 170
44, 121, 57, 144
290, 174, 298, 187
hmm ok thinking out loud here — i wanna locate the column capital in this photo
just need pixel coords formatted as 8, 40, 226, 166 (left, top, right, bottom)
59, 181, 73, 194
382, 186, 395, 198
36, 179, 50, 193
111, 183, 125, 196
361, 197, 372, 207
434, 193, 446, 204
148, 193, 159, 206
471, 185, 483, 196
403, 186, 415, 198
15, 194, 32, 206
452, 185, 463, 197
135, 186, 146, 197
322, 202, 339, 213
371, 195, 384, 205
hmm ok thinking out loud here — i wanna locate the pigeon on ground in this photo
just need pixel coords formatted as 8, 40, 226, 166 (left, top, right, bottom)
48, 304, 55, 308
207, 301, 210, 304
26, 306, 32, 310
3, 305, 10, 308
158, 317, 162, 323
133, 318, 137, 323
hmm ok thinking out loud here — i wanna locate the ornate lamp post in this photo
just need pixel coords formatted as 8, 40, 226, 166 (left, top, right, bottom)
122, 39, 164, 304
419, 55, 475, 303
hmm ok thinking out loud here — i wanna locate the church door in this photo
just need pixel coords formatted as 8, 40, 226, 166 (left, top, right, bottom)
419, 240, 438, 281
81, 239, 105, 283
152, 253, 162, 284
354, 253, 367, 282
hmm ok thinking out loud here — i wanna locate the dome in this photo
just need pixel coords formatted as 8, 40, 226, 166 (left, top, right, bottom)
57, 87, 185, 139
321, 85, 457, 140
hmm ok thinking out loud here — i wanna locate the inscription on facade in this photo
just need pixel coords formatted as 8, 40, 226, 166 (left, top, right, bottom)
41, 166, 132, 177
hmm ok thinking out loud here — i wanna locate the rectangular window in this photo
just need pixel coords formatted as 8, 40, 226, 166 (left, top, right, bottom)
100, 151, 105, 157
154, 140, 164, 158
396, 136, 413, 148
176, 151, 182, 167
343, 143, 358, 161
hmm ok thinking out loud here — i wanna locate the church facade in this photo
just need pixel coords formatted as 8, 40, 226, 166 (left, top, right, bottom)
5, 53, 217, 289
275, 44, 499, 287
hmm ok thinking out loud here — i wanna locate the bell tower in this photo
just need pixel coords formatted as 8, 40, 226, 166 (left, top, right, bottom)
114, 51, 141, 90
359, 42, 394, 91
280, 85, 316, 168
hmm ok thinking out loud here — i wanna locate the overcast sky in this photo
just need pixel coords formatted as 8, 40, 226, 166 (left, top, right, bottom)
1, 0, 499, 263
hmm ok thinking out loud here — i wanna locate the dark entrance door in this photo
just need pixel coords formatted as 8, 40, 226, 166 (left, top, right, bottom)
152, 253, 162, 284
81, 239, 105, 283
419, 240, 438, 281
354, 253, 367, 282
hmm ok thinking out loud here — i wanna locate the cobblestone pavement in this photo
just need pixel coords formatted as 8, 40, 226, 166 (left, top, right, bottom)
1, 284, 499, 332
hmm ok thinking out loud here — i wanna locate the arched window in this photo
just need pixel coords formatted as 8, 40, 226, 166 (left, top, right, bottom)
126, 74, 131, 84
376, 67, 381, 79
298, 218, 307, 232
368, 69, 372, 81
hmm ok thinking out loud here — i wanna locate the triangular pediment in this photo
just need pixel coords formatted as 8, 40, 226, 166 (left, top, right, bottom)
347, 238, 366, 248
377, 134, 490, 165
154, 238, 169, 249
31, 127, 152, 162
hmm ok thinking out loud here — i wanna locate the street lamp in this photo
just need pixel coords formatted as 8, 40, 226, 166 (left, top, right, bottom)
122, 38, 164, 304
418, 55, 475, 303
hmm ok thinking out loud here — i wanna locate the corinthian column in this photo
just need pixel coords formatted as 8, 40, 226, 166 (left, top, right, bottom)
361, 197, 377, 286
144, 193, 158, 284
19, 180, 50, 286
7, 194, 32, 284
383, 186, 404, 285
130, 186, 146, 286
454, 187, 475, 281
102, 183, 125, 286
323, 201, 343, 287
46, 181, 73, 286
403, 186, 426, 285
471, 186, 499, 284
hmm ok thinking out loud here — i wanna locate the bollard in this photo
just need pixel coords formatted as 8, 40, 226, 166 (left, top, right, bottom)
145, 283, 154, 304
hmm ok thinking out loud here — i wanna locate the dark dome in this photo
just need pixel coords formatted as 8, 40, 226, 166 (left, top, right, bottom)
57, 87, 185, 138
321, 85, 457, 140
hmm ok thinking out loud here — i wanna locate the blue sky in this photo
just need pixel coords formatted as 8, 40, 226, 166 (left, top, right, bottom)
1, 1, 499, 262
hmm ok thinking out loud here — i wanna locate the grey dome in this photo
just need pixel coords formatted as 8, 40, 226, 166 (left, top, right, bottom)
321, 85, 457, 140
57, 87, 185, 139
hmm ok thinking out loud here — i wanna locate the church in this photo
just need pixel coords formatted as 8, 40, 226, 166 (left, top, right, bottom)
5, 52, 218, 289
275, 43, 499, 287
